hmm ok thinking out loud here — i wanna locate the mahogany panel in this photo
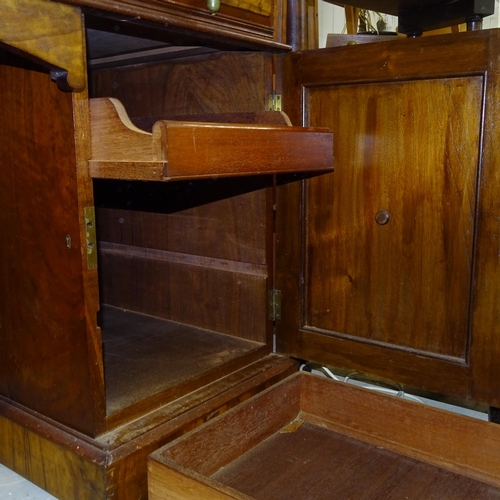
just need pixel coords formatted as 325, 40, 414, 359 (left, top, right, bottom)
306, 77, 481, 359
277, 29, 500, 406
96, 193, 267, 264
212, 422, 500, 500
0, 62, 103, 435
156, 374, 302, 475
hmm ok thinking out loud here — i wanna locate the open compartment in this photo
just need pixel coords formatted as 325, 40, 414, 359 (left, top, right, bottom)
86, 50, 333, 428
93, 174, 278, 426
149, 372, 500, 500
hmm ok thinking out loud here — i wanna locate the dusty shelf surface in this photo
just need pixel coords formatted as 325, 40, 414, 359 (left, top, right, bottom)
101, 305, 263, 416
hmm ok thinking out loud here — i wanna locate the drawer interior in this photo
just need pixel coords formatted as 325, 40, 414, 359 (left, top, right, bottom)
211, 422, 499, 500
149, 372, 500, 499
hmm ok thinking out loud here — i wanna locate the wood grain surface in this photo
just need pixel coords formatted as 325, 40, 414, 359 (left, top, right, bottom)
62, 0, 287, 50
90, 52, 273, 119
0, 354, 297, 500
0, 0, 86, 91
306, 76, 481, 359
277, 30, 500, 406
150, 373, 500, 499
102, 305, 265, 421
0, 61, 103, 436
213, 421, 500, 500
89, 97, 333, 181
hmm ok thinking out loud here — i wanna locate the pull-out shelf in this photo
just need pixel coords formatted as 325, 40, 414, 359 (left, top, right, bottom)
89, 98, 334, 182
149, 372, 500, 500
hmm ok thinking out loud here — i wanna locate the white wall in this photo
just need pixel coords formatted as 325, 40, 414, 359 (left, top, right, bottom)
317, 0, 500, 48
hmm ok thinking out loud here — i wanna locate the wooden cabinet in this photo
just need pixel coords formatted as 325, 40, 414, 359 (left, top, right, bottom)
2, 1, 500, 499
147, 31, 500, 500
0, 2, 328, 498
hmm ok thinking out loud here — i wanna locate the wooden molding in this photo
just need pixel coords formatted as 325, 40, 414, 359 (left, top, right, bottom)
0, 0, 86, 92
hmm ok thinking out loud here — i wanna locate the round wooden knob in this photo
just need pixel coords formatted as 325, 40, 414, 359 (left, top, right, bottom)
375, 210, 390, 225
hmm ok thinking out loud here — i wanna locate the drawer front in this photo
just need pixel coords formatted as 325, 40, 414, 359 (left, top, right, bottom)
64, 0, 287, 49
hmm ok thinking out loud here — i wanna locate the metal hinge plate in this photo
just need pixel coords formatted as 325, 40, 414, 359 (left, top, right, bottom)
84, 207, 98, 270
268, 288, 282, 321
268, 93, 282, 111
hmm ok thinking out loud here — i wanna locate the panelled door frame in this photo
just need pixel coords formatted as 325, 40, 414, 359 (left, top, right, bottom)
276, 29, 500, 406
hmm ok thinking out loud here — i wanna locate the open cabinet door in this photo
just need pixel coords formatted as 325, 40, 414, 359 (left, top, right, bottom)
276, 30, 500, 407
0, 58, 105, 437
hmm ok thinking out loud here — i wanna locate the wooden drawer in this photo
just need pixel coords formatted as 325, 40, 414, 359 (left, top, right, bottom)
62, 0, 288, 50
149, 372, 500, 499
89, 97, 333, 181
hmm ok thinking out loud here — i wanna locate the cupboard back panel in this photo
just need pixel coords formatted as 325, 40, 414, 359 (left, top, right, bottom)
99, 251, 267, 342
95, 187, 267, 265
91, 52, 274, 342
90, 52, 273, 123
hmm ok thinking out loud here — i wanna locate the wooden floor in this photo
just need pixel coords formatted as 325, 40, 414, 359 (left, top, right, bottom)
102, 305, 263, 416
212, 421, 500, 500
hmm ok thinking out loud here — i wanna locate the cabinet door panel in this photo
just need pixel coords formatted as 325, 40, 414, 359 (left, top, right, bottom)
306, 77, 481, 361
0, 61, 104, 436
277, 31, 500, 405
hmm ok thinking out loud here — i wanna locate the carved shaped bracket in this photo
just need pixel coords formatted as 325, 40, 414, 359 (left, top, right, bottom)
0, 0, 86, 92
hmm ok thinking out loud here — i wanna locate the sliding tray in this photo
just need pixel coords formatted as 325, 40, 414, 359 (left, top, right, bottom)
89, 98, 334, 181
148, 372, 500, 500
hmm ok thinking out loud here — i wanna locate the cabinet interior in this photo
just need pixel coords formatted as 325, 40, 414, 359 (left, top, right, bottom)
87, 43, 277, 423
93, 177, 273, 421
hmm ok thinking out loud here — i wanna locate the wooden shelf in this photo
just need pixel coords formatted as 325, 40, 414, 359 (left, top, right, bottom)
89, 98, 333, 181
101, 305, 267, 426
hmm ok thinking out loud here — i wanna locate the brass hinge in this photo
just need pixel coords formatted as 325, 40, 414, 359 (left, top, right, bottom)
268, 288, 282, 321
84, 207, 98, 270
268, 92, 282, 111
